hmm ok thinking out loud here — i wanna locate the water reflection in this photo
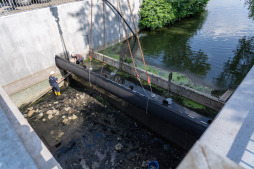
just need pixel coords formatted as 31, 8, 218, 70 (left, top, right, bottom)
245, 0, 254, 19
106, 0, 254, 90
132, 11, 210, 76
216, 36, 254, 89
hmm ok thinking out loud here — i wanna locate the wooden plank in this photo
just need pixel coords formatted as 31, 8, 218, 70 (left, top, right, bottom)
219, 90, 234, 102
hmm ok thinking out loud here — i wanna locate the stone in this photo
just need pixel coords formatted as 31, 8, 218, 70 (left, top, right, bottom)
55, 111, 60, 116
42, 118, 46, 122
46, 110, 53, 115
50, 131, 54, 135
27, 107, 33, 111
62, 118, 69, 125
28, 110, 35, 117
115, 143, 123, 152
65, 107, 71, 112
58, 131, 64, 138
48, 114, 53, 120
54, 101, 59, 104
80, 95, 85, 99
23, 114, 28, 118
62, 115, 66, 119
37, 113, 43, 119
72, 114, 78, 120
53, 109, 60, 115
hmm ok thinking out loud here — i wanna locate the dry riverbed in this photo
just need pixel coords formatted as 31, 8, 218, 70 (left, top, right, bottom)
20, 81, 185, 169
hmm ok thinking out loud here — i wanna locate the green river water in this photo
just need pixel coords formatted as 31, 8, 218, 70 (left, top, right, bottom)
104, 0, 254, 93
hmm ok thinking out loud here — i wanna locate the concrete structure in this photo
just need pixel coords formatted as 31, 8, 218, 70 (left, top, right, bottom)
93, 52, 224, 111
177, 142, 245, 169
178, 66, 254, 169
0, 86, 62, 168
0, 1, 140, 168
0, 0, 139, 105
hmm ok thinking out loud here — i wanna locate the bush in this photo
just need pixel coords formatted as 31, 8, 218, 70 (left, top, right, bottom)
139, 0, 209, 30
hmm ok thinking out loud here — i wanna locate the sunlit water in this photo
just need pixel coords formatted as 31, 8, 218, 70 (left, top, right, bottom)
118, 0, 254, 90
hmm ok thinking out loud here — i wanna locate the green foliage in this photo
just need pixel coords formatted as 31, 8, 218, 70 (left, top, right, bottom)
139, 0, 176, 30
139, 0, 209, 30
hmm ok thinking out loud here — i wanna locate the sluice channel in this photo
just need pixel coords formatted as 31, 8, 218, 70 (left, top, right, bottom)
19, 56, 212, 169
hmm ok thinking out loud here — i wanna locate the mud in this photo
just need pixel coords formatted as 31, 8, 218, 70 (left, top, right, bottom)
20, 80, 185, 169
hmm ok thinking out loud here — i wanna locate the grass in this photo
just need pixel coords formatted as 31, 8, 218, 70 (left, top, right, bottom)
83, 58, 218, 118
100, 45, 214, 95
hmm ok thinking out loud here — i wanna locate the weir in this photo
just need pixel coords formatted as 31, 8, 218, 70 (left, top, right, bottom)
55, 56, 210, 138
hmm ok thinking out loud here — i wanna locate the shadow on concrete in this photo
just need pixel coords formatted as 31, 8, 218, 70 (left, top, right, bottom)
0, 94, 61, 168
227, 106, 254, 168
50, 6, 69, 60
67, 0, 136, 56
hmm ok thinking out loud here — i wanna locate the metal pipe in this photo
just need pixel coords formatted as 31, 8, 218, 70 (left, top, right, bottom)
104, 0, 135, 36
55, 56, 209, 137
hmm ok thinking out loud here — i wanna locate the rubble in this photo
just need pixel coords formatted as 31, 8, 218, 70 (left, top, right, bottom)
21, 85, 184, 169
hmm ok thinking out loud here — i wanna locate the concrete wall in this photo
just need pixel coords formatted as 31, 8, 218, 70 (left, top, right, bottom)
0, 0, 140, 87
93, 52, 224, 111
0, 86, 62, 168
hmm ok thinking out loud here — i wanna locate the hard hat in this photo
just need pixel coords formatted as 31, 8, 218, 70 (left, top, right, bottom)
50, 71, 55, 75
71, 52, 75, 58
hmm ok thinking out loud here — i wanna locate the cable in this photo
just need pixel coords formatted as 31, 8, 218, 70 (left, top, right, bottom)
89, 0, 93, 86
101, 0, 106, 74
118, 0, 148, 96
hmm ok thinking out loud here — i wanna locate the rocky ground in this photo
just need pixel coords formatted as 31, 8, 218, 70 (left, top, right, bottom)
20, 80, 185, 169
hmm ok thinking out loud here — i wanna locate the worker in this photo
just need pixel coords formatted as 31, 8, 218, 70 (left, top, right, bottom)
168, 72, 173, 94
49, 71, 61, 96
71, 53, 84, 64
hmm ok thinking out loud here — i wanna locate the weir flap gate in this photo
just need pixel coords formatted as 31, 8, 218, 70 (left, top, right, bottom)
55, 56, 211, 147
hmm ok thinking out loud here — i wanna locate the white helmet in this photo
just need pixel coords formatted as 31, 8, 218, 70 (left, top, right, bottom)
71, 52, 75, 58
50, 71, 55, 75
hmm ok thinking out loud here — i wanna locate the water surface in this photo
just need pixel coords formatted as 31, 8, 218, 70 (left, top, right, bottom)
118, 0, 254, 90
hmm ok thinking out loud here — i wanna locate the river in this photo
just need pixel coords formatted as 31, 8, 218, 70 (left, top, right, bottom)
112, 0, 254, 90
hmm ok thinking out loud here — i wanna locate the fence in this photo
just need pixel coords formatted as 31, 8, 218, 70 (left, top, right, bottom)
0, 0, 82, 16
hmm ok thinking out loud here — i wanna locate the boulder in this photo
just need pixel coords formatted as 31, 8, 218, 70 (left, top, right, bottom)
28, 110, 35, 117
46, 110, 53, 115
58, 131, 64, 138
64, 107, 71, 112
48, 114, 53, 120
62, 118, 69, 125
37, 113, 43, 119
27, 107, 33, 111
115, 143, 123, 152
72, 114, 78, 120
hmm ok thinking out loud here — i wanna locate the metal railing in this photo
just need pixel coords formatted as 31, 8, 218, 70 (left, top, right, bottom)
0, 0, 82, 16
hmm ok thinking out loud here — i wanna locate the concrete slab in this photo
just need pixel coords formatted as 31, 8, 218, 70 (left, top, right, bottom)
0, 106, 38, 169
0, 86, 61, 169
177, 141, 244, 169
200, 66, 254, 168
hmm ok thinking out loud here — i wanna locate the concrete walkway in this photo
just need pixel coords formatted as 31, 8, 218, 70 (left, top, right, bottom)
0, 106, 38, 169
0, 86, 61, 169
178, 66, 254, 169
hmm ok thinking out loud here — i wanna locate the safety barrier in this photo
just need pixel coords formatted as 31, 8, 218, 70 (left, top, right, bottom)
0, 0, 82, 16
